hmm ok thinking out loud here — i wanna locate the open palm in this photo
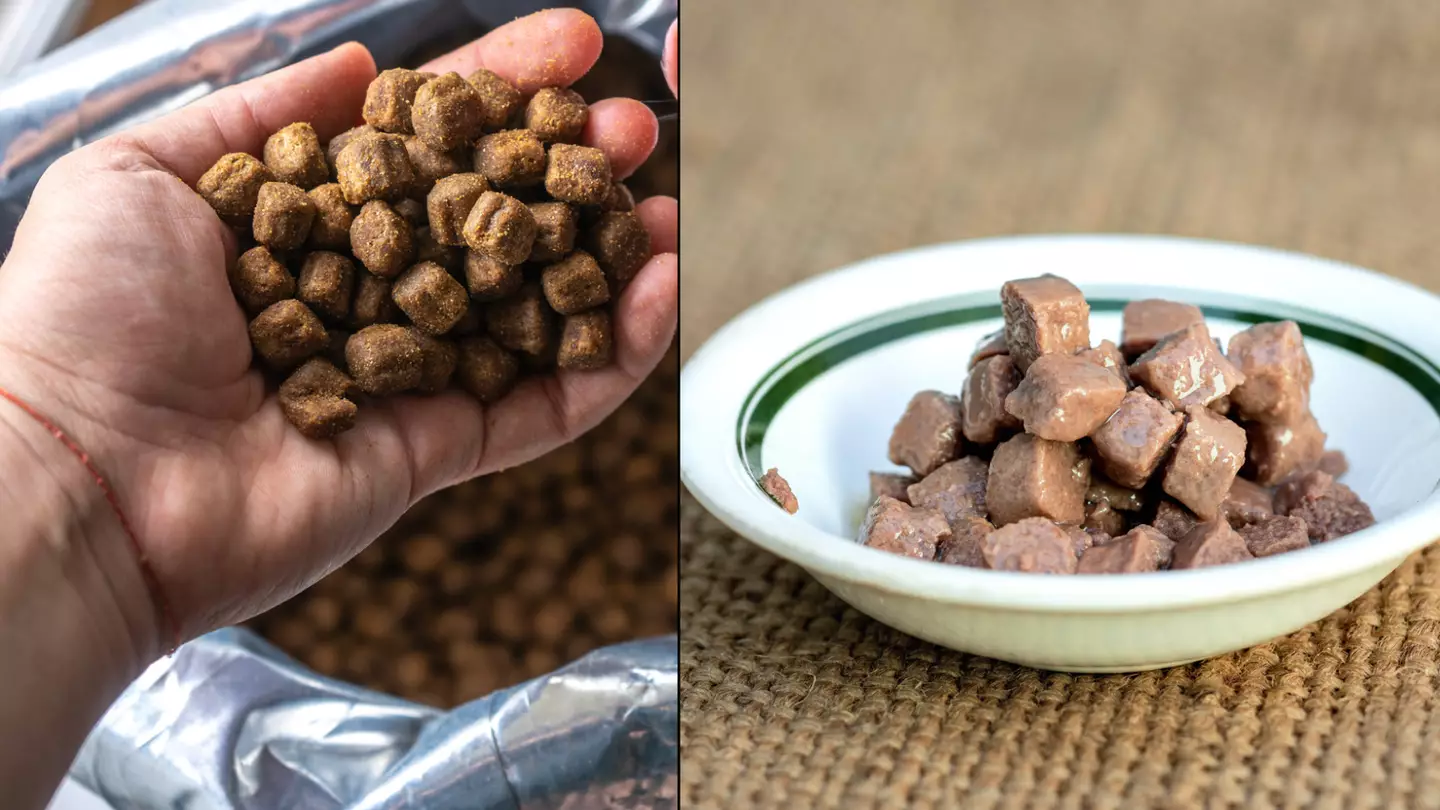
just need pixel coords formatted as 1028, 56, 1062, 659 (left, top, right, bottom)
0, 10, 678, 647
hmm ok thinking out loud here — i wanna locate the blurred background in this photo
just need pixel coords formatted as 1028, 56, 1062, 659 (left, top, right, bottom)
39, 0, 680, 709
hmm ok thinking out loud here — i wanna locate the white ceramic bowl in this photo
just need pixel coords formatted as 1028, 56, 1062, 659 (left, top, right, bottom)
680, 235, 1440, 673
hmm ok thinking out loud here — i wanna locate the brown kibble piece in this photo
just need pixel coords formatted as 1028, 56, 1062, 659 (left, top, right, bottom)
456, 337, 519, 403
249, 300, 327, 369
253, 182, 316, 251
906, 457, 989, 527
1162, 406, 1247, 520
487, 284, 553, 355
1000, 275, 1091, 372
1274, 470, 1376, 542
859, 496, 950, 560
1130, 323, 1246, 410
278, 358, 358, 439
1003, 353, 1127, 441
987, 433, 1089, 526
351, 273, 398, 328
307, 184, 356, 250
870, 472, 918, 504
326, 125, 376, 172
411, 72, 484, 153
887, 390, 963, 477
1221, 477, 1274, 529
263, 122, 328, 189
525, 87, 589, 144
351, 201, 415, 278
1239, 515, 1310, 558
557, 310, 613, 371
279, 356, 355, 399
982, 518, 1078, 574
1090, 389, 1184, 489
229, 246, 294, 315
545, 143, 611, 205
1077, 525, 1170, 574
336, 132, 415, 205
197, 153, 273, 219
392, 261, 469, 335
297, 251, 356, 322
394, 198, 426, 227
475, 130, 547, 187
467, 69, 523, 131
541, 250, 610, 314
1152, 500, 1199, 543
1120, 299, 1205, 359
1318, 449, 1349, 478
937, 516, 993, 567
760, 468, 798, 514
408, 329, 458, 394
1245, 409, 1326, 486
464, 191, 538, 265
529, 201, 578, 263
1076, 339, 1131, 385
346, 324, 423, 395
585, 211, 652, 293
426, 173, 489, 246
601, 181, 636, 212
961, 354, 1022, 445
403, 137, 465, 199
464, 251, 523, 301
414, 227, 461, 273
1227, 321, 1314, 425
1171, 520, 1254, 569
363, 69, 432, 134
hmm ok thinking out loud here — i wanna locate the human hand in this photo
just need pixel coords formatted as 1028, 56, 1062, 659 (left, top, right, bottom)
0, 9, 677, 662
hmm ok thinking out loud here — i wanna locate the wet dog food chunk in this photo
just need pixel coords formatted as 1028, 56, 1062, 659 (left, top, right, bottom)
412, 72, 484, 153
392, 261, 469, 335
1065, 525, 1098, 557
1003, 353, 1127, 441
1000, 275, 1091, 372
475, 130, 547, 188
1151, 499, 1199, 543
363, 69, 432, 134
250, 299, 328, 369
427, 173, 490, 246
887, 391, 963, 476
859, 496, 950, 560
346, 324, 423, 395
1087, 480, 1147, 513
1318, 449, 1349, 478
1076, 339, 1131, 386
761, 468, 799, 514
1084, 499, 1128, 536
585, 211, 652, 293
404, 137, 466, 197
198, 153, 273, 220
308, 184, 357, 250
961, 354, 1022, 445
487, 284, 553, 356
336, 132, 415, 205
351, 273, 398, 328
969, 329, 1009, 369
230, 246, 295, 315
1274, 470, 1375, 542
465, 251, 523, 301
1245, 409, 1326, 485
1239, 515, 1310, 558
1090, 389, 1184, 489
278, 358, 358, 439
1129, 322, 1245, 410
870, 472, 918, 504
1221, 477, 1274, 529
464, 191, 538, 264
525, 87, 589, 144
456, 337, 519, 402
1227, 321, 1313, 425
529, 202, 578, 263
467, 69, 523, 131
253, 182, 316, 251
557, 310, 613, 371
982, 517, 1078, 574
906, 456, 989, 527
937, 516, 993, 567
1162, 406, 1247, 520
1077, 525, 1170, 574
298, 251, 356, 323
987, 433, 1089, 526
351, 201, 415, 278
1120, 299, 1205, 359
409, 329, 458, 394
545, 144, 612, 206
1170, 520, 1254, 569
542, 250, 610, 314
263, 122, 329, 189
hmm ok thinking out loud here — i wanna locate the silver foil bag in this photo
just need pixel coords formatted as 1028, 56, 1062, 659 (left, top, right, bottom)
71, 629, 679, 809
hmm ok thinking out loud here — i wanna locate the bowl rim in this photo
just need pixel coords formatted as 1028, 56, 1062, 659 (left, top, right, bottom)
680, 234, 1440, 612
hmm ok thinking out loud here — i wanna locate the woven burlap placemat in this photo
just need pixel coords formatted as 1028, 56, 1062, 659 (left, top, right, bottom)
680, 1, 1440, 806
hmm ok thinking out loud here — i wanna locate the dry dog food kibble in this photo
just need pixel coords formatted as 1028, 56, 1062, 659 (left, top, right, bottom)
192, 73, 643, 439
855, 273, 1372, 573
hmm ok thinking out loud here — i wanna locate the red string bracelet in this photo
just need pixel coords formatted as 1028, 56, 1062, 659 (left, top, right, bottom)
0, 385, 179, 656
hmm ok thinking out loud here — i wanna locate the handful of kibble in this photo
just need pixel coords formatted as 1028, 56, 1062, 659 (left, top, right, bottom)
194, 68, 653, 439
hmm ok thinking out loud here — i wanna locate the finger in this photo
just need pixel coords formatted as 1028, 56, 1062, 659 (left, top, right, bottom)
419, 8, 603, 93
584, 98, 658, 180
117, 43, 377, 185
663, 21, 678, 98
635, 196, 678, 254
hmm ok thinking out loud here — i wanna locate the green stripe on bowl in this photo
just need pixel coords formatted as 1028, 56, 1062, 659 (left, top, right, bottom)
737, 296, 1440, 479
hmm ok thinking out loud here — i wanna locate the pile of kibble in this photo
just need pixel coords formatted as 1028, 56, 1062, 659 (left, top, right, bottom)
195, 65, 651, 438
